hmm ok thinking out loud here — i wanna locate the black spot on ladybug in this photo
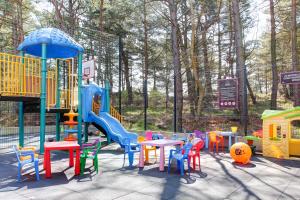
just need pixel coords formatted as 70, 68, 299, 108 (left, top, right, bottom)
235, 148, 242, 155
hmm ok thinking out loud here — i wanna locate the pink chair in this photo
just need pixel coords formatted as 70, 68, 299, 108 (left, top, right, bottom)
145, 131, 153, 140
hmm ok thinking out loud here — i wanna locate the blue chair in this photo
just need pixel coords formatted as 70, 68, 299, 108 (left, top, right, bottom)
123, 138, 140, 167
152, 133, 164, 140
12, 145, 40, 181
168, 142, 193, 176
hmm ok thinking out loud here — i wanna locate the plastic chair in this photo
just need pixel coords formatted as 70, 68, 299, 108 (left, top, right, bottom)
209, 132, 224, 153
145, 131, 153, 140
18, 146, 39, 161
188, 139, 204, 170
82, 138, 100, 152
80, 139, 101, 175
171, 133, 178, 140
138, 136, 157, 163
152, 133, 164, 140
13, 145, 39, 181
194, 130, 206, 140
123, 138, 141, 167
168, 142, 193, 176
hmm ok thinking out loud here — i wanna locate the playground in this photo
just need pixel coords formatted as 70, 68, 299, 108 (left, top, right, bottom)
1, 142, 300, 200
1, 1, 300, 200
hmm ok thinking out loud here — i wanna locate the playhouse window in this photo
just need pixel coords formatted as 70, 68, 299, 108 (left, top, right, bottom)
269, 124, 281, 140
291, 120, 300, 139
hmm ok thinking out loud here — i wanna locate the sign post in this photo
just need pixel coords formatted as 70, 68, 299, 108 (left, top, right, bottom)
218, 78, 238, 109
280, 71, 300, 84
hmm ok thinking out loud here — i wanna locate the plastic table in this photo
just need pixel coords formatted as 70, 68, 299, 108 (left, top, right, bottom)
139, 139, 183, 171
43, 141, 80, 178
217, 131, 238, 150
204, 131, 238, 150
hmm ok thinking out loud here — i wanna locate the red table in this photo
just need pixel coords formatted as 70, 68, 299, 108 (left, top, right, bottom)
43, 141, 80, 178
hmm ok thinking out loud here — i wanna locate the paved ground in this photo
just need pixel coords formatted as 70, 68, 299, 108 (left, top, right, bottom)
0, 143, 300, 200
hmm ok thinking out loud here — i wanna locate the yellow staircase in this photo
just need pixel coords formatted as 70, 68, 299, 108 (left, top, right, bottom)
92, 101, 123, 123
110, 106, 123, 123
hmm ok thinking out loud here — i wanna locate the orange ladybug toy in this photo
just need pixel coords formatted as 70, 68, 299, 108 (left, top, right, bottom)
230, 142, 252, 164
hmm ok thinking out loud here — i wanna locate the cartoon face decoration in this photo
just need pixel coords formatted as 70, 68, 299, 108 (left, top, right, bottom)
230, 142, 252, 164
235, 148, 243, 155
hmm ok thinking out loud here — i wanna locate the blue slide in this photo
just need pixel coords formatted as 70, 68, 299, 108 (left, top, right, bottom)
81, 83, 137, 147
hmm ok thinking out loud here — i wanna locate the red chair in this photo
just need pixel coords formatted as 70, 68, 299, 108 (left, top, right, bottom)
188, 140, 205, 170
209, 132, 224, 153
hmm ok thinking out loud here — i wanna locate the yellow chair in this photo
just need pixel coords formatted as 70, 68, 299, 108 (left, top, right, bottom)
138, 136, 157, 163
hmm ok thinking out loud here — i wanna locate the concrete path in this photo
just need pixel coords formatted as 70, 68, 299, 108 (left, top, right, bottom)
0, 143, 299, 200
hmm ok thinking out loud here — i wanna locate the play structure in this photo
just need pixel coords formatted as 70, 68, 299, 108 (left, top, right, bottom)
0, 28, 128, 152
261, 107, 300, 159
81, 82, 137, 147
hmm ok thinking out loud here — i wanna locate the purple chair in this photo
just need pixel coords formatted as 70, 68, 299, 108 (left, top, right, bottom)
82, 139, 100, 147
194, 130, 206, 141
81, 139, 100, 153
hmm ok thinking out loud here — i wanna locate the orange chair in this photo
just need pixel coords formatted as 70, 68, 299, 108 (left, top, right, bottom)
137, 136, 157, 163
209, 132, 224, 153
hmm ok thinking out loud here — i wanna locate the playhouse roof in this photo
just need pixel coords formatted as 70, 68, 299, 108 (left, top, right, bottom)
17, 28, 84, 58
261, 107, 300, 120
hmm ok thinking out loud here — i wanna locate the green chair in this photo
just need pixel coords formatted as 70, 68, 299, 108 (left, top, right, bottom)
80, 140, 101, 175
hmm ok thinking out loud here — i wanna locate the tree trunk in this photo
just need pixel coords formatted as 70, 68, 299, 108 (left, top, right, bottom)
257, 68, 263, 93
97, 41, 103, 86
265, 69, 268, 94
232, 0, 248, 134
143, 0, 149, 130
67, 0, 76, 36
99, 0, 104, 32
12, 0, 24, 53
291, 0, 299, 106
218, 18, 222, 79
246, 77, 257, 104
168, 0, 183, 132
122, 50, 133, 105
201, 27, 213, 109
228, 0, 234, 77
164, 35, 170, 111
182, 0, 196, 116
165, 71, 170, 110
282, 84, 291, 100
270, 0, 278, 109
189, 0, 205, 114
153, 65, 157, 91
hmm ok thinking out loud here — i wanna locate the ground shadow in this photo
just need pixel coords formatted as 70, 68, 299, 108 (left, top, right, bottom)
217, 155, 298, 200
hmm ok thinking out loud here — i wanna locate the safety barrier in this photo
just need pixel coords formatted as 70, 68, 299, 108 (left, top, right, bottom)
0, 53, 41, 97
0, 53, 74, 109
